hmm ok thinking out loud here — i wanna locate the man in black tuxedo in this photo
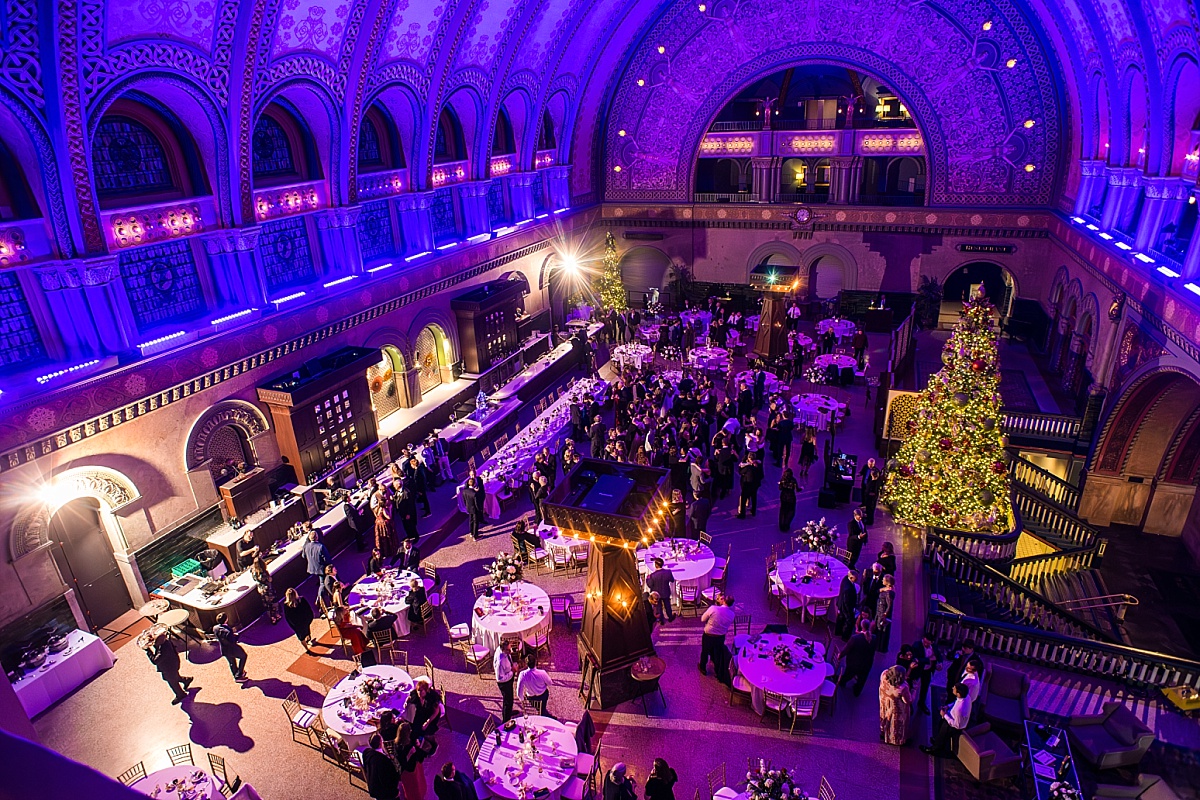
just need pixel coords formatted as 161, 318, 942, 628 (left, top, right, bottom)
834, 571, 860, 640
463, 472, 484, 540
406, 456, 432, 517
860, 562, 886, 616
912, 633, 942, 713
736, 453, 763, 518
145, 635, 195, 704
396, 538, 421, 572
846, 507, 868, 568
362, 733, 401, 800
836, 625, 875, 696
945, 639, 983, 690
860, 458, 882, 524
589, 416, 608, 458
367, 607, 399, 638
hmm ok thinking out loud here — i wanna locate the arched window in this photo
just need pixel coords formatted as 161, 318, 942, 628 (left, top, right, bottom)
358, 116, 383, 168
537, 110, 555, 151
0, 139, 39, 220
92, 97, 209, 208
493, 107, 516, 155
434, 108, 465, 164
252, 114, 297, 179
358, 104, 405, 172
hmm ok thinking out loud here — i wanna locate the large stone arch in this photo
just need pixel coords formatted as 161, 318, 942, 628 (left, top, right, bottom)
604, 0, 1062, 206
9, 466, 141, 562
746, 240, 803, 271
801, 242, 859, 296
184, 399, 271, 471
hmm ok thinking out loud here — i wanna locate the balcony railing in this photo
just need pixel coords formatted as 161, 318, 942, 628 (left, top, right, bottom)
1001, 411, 1082, 443
357, 168, 409, 201
692, 192, 760, 203
1009, 454, 1081, 511
857, 194, 925, 207
778, 192, 830, 204
1007, 544, 1103, 586
1013, 486, 1099, 550
710, 121, 764, 132
431, 160, 469, 187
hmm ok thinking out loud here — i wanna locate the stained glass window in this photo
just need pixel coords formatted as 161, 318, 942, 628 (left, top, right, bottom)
0, 271, 46, 369
92, 117, 173, 198
430, 188, 457, 244
487, 180, 508, 225
252, 115, 296, 178
357, 200, 396, 260
259, 217, 316, 291
358, 118, 383, 167
415, 326, 443, 393
119, 241, 206, 331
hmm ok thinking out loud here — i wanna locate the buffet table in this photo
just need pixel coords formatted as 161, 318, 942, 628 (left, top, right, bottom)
321, 665, 415, 748
471, 581, 552, 651
474, 716, 579, 800
11, 629, 115, 717
489, 341, 575, 402
732, 633, 826, 715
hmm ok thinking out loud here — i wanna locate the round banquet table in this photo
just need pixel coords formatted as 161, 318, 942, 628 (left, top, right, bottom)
471, 581, 553, 651
789, 332, 814, 352
689, 346, 729, 371
474, 715, 579, 800
817, 318, 856, 339
321, 665, 415, 748
774, 552, 849, 604
642, 539, 716, 591
813, 353, 857, 372
736, 370, 782, 395
345, 569, 421, 637
733, 632, 827, 715
638, 323, 661, 343
791, 393, 840, 430
613, 343, 653, 370
680, 310, 711, 331
536, 523, 591, 559
131, 765, 219, 800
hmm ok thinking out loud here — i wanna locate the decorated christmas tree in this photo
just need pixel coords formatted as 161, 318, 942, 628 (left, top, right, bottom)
594, 231, 629, 312
883, 291, 1012, 532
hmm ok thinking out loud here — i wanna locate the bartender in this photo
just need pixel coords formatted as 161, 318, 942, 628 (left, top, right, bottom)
236, 530, 260, 571
315, 476, 346, 513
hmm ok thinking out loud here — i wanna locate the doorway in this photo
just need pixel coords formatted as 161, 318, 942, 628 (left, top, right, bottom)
941, 261, 1014, 326
48, 498, 133, 632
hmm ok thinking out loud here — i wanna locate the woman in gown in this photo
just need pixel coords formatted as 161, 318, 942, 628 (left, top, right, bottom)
392, 721, 428, 800
777, 467, 798, 532
798, 428, 818, 480
878, 664, 913, 746
374, 505, 396, 560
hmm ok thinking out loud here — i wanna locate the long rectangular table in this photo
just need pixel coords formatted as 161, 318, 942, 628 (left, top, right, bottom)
1025, 720, 1081, 800
12, 629, 115, 717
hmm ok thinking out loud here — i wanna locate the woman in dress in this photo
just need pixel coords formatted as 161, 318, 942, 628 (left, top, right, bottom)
778, 467, 799, 532
874, 574, 895, 652
644, 758, 678, 800
250, 556, 280, 624
798, 428, 818, 480
877, 541, 897, 576
374, 504, 396, 561
282, 587, 316, 652
878, 664, 913, 746
392, 721, 428, 800
331, 593, 370, 658
406, 578, 428, 626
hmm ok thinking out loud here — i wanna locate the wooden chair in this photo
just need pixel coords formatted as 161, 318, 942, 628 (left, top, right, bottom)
412, 601, 435, 634
117, 762, 147, 786
422, 565, 440, 590
551, 549, 572, 573
467, 456, 478, 472
283, 689, 319, 747
732, 614, 752, 637
335, 738, 367, 789
818, 777, 836, 800
572, 548, 589, 575
443, 609, 471, 652
466, 731, 482, 768
525, 629, 551, 663
166, 742, 194, 767
463, 641, 492, 678
567, 602, 584, 630
481, 715, 499, 739
423, 656, 437, 688
706, 763, 739, 800
315, 597, 337, 637
575, 736, 602, 780
678, 585, 702, 617
550, 593, 572, 622
761, 691, 795, 732
320, 666, 344, 690
313, 726, 342, 768
370, 628, 398, 664
207, 753, 242, 797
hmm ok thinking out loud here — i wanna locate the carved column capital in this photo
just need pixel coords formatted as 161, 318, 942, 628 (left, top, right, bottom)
313, 206, 363, 230
456, 180, 493, 199
201, 227, 262, 255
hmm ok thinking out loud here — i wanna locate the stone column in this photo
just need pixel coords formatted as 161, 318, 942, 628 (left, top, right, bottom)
751, 157, 782, 203
80, 257, 139, 352
828, 156, 862, 204
1074, 159, 1108, 217
397, 192, 435, 254
1182, 189, 1200, 281
1099, 166, 1142, 232
34, 263, 100, 358
1134, 177, 1190, 252
544, 166, 572, 210
200, 227, 265, 309
505, 173, 537, 221
456, 180, 492, 237
314, 206, 364, 277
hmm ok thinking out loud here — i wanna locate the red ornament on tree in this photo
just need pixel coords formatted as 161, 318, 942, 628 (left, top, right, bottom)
938, 437, 954, 451
971, 358, 986, 372
930, 501, 945, 515
992, 460, 1007, 475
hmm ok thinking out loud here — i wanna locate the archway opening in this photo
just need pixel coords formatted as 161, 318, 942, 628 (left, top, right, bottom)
414, 324, 451, 394
809, 254, 846, 301
48, 497, 133, 631
618, 247, 672, 308
369, 345, 407, 420
941, 262, 1014, 323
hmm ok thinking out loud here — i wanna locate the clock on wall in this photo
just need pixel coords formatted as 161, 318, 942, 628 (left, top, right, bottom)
792, 206, 812, 225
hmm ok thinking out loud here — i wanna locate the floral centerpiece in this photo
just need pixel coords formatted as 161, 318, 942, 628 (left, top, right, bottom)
798, 517, 836, 554
645, 300, 664, 318
1047, 783, 1082, 800
746, 766, 808, 800
488, 551, 524, 585
354, 676, 387, 708
803, 365, 830, 385
772, 644, 795, 669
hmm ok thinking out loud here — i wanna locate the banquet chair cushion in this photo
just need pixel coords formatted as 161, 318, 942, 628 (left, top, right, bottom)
292, 708, 316, 727
575, 752, 596, 776
700, 586, 721, 604
562, 776, 589, 800
449, 623, 471, 639
714, 788, 740, 800
731, 675, 753, 693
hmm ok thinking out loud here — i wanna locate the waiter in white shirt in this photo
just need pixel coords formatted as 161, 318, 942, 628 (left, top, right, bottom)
699, 593, 736, 685
493, 639, 516, 721
516, 653, 554, 718
921, 682, 972, 756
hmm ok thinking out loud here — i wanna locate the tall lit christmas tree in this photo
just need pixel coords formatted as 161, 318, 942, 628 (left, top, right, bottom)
883, 291, 1012, 532
594, 231, 629, 312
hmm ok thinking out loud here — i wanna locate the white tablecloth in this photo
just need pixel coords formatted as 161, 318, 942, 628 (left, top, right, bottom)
536, 523, 591, 558
457, 379, 607, 517
131, 765, 219, 800
321, 665, 414, 748
791, 393, 840, 430
736, 370, 782, 395
774, 552, 849, 602
789, 332, 814, 352
733, 633, 827, 715
471, 581, 552, 651
637, 323, 661, 343
612, 343, 652, 370
680, 310, 712, 331
346, 569, 421, 638
475, 716, 579, 800
12, 629, 115, 717
817, 318, 856, 339
814, 354, 857, 371
642, 539, 715, 591
689, 347, 729, 370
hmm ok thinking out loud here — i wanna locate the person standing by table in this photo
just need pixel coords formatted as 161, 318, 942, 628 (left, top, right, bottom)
250, 556, 280, 624
516, 653, 554, 718
145, 634, 195, 705
236, 530, 260, 572
834, 571, 860, 641
698, 593, 735, 684
852, 327, 869, 366
798, 428, 818, 481
283, 588, 317, 653
874, 575, 895, 652
494, 638, 517, 722
212, 612, 248, 681
687, 488, 712, 539
463, 471, 484, 540
645, 558, 677, 622
395, 481, 420, 542
847, 507, 869, 568
393, 722, 429, 800
363, 733, 401, 800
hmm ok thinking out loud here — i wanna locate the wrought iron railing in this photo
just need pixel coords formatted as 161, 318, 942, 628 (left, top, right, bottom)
692, 192, 760, 203
926, 533, 1115, 642
1013, 486, 1098, 549
1001, 411, 1082, 442
926, 611, 1200, 691
1008, 454, 1081, 511
709, 121, 765, 132
1007, 543, 1104, 586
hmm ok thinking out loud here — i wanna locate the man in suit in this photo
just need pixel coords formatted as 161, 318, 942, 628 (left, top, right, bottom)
736, 453, 763, 518
687, 488, 712, 537
912, 634, 942, 713
303, 529, 332, 583
860, 458, 882, 524
362, 733, 401, 800
345, 499, 368, 552
860, 562, 886, 616
836, 623, 876, 696
212, 613, 248, 681
530, 473, 550, 524
145, 635, 195, 704
753, 369, 767, 410
946, 639, 983, 690
846, 507, 868, 568
834, 571, 860, 640
406, 456, 432, 517
645, 558, 677, 622
366, 607, 398, 638
589, 416, 608, 458
396, 538, 421, 572
463, 472, 484, 540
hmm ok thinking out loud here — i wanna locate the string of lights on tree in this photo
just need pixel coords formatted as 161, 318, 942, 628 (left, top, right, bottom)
595, 231, 629, 312
882, 291, 1012, 533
